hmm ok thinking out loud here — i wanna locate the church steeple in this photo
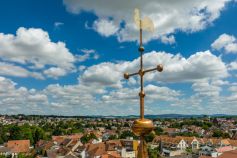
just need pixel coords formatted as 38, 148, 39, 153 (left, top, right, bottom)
124, 8, 163, 158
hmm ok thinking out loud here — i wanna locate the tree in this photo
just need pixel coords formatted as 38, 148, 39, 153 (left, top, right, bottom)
52, 127, 64, 136
9, 125, 24, 140
186, 147, 192, 153
0, 137, 4, 144
222, 132, 230, 138
18, 153, 34, 158
212, 130, 223, 138
0, 125, 8, 143
22, 127, 33, 144
177, 132, 199, 137
148, 147, 160, 158
154, 127, 163, 135
145, 132, 155, 143
74, 122, 83, 129
202, 124, 209, 130
80, 133, 97, 144
33, 127, 45, 144
108, 135, 117, 140
212, 130, 229, 138
119, 131, 138, 139
124, 122, 130, 127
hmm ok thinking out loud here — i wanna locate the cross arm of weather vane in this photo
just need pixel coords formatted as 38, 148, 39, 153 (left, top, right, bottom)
124, 64, 163, 79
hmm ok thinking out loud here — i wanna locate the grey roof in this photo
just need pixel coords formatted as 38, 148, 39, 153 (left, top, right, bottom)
0, 147, 11, 153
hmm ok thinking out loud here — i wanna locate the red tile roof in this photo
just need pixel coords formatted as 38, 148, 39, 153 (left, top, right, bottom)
215, 146, 233, 153
7, 140, 30, 153
101, 151, 121, 158
199, 156, 212, 158
217, 149, 237, 158
153, 135, 183, 145
229, 139, 237, 146
52, 134, 83, 144
87, 142, 106, 157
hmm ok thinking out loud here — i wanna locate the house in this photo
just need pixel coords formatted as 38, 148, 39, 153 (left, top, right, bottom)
84, 139, 137, 158
92, 138, 103, 144
217, 149, 237, 158
52, 134, 83, 145
61, 138, 74, 147
67, 140, 83, 152
153, 135, 188, 150
105, 140, 122, 151
102, 130, 118, 141
232, 132, 237, 140
197, 138, 231, 147
35, 140, 54, 156
228, 139, 237, 148
74, 140, 123, 158
199, 143, 234, 157
0, 146, 11, 156
199, 156, 212, 158
199, 145, 214, 157
85, 142, 106, 157
152, 135, 188, 157
52, 136, 65, 145
176, 136, 200, 150
163, 128, 179, 136
101, 151, 121, 158
121, 148, 136, 158
97, 127, 105, 133
85, 142, 120, 158
120, 139, 138, 152
64, 151, 78, 158
46, 138, 84, 158
73, 145, 86, 158
46, 149, 58, 158
215, 146, 233, 153
46, 146, 72, 158
7, 140, 30, 157
120, 139, 138, 158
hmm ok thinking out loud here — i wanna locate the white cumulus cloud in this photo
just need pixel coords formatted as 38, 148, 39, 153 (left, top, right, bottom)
80, 50, 227, 87
76, 49, 99, 62
228, 61, 237, 70
63, 0, 233, 43
0, 27, 75, 69
43, 67, 67, 79
160, 35, 176, 44
211, 33, 237, 53
0, 27, 76, 79
92, 19, 119, 37
0, 62, 44, 80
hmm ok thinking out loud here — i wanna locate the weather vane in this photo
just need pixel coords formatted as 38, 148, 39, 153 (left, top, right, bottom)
124, 8, 163, 158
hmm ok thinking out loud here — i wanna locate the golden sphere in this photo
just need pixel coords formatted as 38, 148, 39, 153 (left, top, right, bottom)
157, 64, 163, 72
124, 73, 129, 79
139, 91, 145, 97
139, 46, 145, 52
132, 118, 154, 136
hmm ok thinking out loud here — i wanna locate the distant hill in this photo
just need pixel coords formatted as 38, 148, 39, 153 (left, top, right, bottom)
1, 113, 236, 119
100, 114, 235, 119
92, 114, 233, 119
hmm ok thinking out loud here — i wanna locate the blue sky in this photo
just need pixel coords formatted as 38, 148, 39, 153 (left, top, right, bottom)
0, 0, 237, 115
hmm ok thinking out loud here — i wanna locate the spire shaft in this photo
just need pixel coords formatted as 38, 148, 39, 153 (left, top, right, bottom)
139, 20, 144, 120
123, 11, 163, 158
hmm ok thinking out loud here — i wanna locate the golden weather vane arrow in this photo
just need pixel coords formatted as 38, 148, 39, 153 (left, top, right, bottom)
124, 8, 163, 158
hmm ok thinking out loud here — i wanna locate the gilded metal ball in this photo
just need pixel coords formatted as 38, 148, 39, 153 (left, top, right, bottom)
132, 118, 154, 136
139, 91, 145, 97
157, 64, 163, 72
138, 46, 145, 52
124, 73, 129, 79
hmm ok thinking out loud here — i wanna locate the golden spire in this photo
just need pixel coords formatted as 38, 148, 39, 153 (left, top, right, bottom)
124, 9, 163, 158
